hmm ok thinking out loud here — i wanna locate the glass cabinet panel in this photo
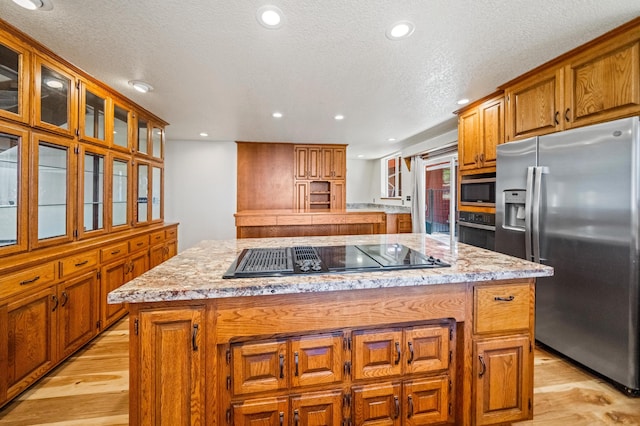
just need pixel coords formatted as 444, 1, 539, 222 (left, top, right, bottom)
0, 124, 28, 255
136, 163, 149, 223
78, 146, 106, 237
34, 137, 74, 245
151, 126, 163, 158
152, 166, 162, 220
113, 103, 130, 150
136, 118, 148, 155
34, 56, 76, 137
80, 83, 107, 144
0, 35, 29, 123
112, 156, 129, 227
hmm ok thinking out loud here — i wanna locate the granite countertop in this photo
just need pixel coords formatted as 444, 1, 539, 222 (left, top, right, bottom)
108, 234, 553, 304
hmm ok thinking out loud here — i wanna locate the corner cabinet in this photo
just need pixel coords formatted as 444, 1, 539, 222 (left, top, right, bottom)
294, 144, 346, 211
457, 92, 504, 173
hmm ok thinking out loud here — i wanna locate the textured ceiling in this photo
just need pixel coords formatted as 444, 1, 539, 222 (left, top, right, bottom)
1, 1, 638, 159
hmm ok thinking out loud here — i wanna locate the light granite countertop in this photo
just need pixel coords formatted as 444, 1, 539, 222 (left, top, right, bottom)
108, 234, 553, 304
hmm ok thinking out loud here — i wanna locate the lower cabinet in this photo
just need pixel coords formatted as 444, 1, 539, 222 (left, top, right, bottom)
57, 271, 99, 359
149, 228, 178, 269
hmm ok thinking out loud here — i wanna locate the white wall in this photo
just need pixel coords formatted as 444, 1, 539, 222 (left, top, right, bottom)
165, 140, 237, 252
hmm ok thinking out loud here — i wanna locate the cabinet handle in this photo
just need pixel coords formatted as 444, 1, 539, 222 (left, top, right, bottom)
60, 291, 68, 307
111, 250, 121, 255
554, 111, 560, 125
192, 324, 199, 351
129, 262, 135, 275
393, 396, 400, 419
565, 108, 570, 122
279, 354, 285, 379
407, 395, 414, 418
494, 295, 515, 302
51, 295, 59, 312
394, 341, 401, 364
294, 351, 299, 376
479, 355, 486, 377
20, 276, 40, 285
279, 412, 284, 426
407, 341, 414, 364
74, 260, 89, 267
293, 409, 299, 426
480, 153, 484, 163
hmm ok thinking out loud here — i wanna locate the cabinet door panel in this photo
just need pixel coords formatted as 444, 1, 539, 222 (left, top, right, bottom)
352, 382, 401, 425
139, 308, 205, 425
232, 397, 288, 425
58, 271, 98, 358
474, 336, 531, 425
404, 377, 450, 425
0, 32, 30, 124
32, 55, 77, 137
129, 249, 149, 279
291, 333, 342, 387
458, 109, 480, 170
6, 286, 57, 399
291, 390, 342, 426
405, 325, 450, 375
101, 258, 128, 329
232, 340, 288, 395
481, 98, 503, 167
353, 329, 402, 379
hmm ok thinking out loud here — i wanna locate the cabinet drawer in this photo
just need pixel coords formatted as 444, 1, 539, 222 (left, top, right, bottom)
149, 230, 165, 244
475, 284, 531, 334
0, 262, 57, 299
100, 241, 129, 263
345, 214, 383, 224
165, 227, 177, 240
312, 214, 345, 225
129, 235, 149, 252
236, 216, 278, 226
59, 251, 98, 278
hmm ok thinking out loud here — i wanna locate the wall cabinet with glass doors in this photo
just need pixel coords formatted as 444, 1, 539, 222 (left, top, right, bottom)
0, 27, 30, 125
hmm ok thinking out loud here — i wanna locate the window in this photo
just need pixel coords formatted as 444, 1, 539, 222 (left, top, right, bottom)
382, 154, 402, 198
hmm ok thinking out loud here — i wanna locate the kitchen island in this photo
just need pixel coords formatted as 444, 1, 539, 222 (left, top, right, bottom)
109, 233, 553, 425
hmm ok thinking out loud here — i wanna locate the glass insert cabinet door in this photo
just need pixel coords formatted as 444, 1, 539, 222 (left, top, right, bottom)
151, 166, 162, 220
136, 117, 148, 155
151, 126, 163, 158
79, 82, 107, 144
112, 155, 130, 228
113, 102, 131, 151
32, 134, 75, 247
0, 33, 30, 124
136, 163, 149, 224
33, 55, 76, 137
78, 145, 106, 238
0, 124, 29, 255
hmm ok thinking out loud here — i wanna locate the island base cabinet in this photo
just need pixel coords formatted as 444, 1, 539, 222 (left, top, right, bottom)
135, 307, 205, 426
473, 336, 532, 425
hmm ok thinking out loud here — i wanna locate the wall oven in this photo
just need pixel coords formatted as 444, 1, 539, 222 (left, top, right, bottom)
458, 211, 495, 251
460, 176, 495, 208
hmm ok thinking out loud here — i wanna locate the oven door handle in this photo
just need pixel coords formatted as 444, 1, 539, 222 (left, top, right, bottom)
458, 222, 495, 231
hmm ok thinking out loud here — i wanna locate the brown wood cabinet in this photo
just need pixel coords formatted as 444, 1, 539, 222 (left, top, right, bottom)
294, 144, 347, 211
387, 213, 412, 233
503, 17, 640, 141
457, 92, 504, 173
149, 228, 178, 269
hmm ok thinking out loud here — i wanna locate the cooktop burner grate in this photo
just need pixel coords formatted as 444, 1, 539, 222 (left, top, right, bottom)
292, 246, 321, 263
236, 247, 294, 274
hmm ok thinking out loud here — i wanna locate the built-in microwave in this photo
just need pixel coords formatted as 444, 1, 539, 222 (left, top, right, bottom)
460, 176, 496, 207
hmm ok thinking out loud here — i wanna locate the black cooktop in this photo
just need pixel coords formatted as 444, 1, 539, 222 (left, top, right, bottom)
223, 243, 449, 279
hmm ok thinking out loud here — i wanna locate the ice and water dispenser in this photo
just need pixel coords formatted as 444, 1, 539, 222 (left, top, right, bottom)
503, 190, 527, 229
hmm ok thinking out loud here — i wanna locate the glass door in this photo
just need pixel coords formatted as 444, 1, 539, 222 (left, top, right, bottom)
0, 123, 29, 255
79, 81, 108, 145
425, 155, 457, 245
77, 144, 107, 239
135, 116, 148, 155
112, 100, 132, 152
151, 165, 162, 221
135, 161, 149, 224
33, 54, 77, 137
0, 31, 30, 124
151, 126, 163, 159
31, 133, 76, 247
111, 153, 130, 230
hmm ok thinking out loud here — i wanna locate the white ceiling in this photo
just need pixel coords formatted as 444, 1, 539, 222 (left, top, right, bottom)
1, 1, 638, 159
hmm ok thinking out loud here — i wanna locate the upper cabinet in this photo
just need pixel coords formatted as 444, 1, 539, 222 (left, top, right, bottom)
294, 144, 347, 211
78, 80, 109, 146
112, 100, 132, 153
503, 18, 640, 141
135, 113, 164, 160
321, 146, 345, 179
457, 92, 504, 173
295, 145, 321, 179
32, 54, 77, 138
0, 28, 30, 125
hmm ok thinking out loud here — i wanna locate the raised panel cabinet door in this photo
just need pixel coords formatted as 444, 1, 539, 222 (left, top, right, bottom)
232, 340, 288, 396
128, 249, 149, 280
100, 258, 128, 329
232, 396, 288, 425
149, 243, 166, 269
139, 307, 205, 426
405, 324, 451, 375
291, 390, 343, 426
353, 329, 403, 380
295, 181, 309, 210
290, 333, 343, 388
6, 286, 57, 400
330, 180, 345, 210
331, 147, 346, 179
504, 67, 563, 141
307, 146, 322, 179
474, 335, 532, 425
565, 40, 640, 128
294, 146, 308, 179
480, 97, 504, 167
58, 271, 98, 359
458, 108, 481, 170
352, 382, 401, 426
404, 377, 451, 425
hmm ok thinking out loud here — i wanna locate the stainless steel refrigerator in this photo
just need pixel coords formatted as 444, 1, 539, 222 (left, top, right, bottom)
496, 116, 640, 394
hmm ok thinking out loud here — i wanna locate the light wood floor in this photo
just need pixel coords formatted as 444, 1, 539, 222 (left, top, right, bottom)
1, 316, 640, 425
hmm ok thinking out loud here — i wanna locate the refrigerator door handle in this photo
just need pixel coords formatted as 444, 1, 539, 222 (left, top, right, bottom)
525, 166, 535, 262
532, 166, 548, 263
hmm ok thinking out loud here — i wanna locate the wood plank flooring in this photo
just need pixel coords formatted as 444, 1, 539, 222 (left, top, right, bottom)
0, 316, 639, 425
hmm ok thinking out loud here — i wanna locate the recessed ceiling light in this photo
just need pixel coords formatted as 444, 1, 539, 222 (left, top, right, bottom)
257, 5, 284, 29
128, 80, 153, 93
272, 112, 283, 118
457, 98, 470, 105
12, 0, 42, 10
334, 114, 344, 120
200, 132, 208, 137
388, 138, 397, 143
357, 154, 364, 158
386, 21, 415, 40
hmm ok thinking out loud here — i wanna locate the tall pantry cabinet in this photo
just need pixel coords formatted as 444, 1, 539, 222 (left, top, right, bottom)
0, 19, 177, 409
